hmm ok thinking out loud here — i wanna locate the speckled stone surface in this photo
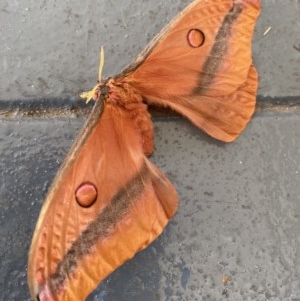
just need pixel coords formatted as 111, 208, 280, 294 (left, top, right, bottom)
0, 0, 299, 101
1, 112, 300, 301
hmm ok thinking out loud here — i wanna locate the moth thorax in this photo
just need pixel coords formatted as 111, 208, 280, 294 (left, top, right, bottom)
105, 78, 140, 105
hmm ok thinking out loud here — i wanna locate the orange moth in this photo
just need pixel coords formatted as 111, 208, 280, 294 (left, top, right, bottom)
28, 0, 261, 300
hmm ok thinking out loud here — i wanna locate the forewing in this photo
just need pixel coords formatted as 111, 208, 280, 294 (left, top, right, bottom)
123, 0, 261, 141
28, 101, 178, 301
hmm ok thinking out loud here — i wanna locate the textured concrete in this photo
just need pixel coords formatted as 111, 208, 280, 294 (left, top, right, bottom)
0, 0, 300, 101
1, 112, 300, 301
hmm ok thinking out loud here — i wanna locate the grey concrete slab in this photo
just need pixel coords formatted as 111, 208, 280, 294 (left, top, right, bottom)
0, 0, 300, 101
1, 111, 300, 300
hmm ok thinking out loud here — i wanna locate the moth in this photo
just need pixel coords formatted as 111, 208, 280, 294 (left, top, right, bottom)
28, 0, 261, 300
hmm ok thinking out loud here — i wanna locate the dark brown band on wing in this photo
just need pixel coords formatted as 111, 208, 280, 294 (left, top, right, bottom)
46, 162, 149, 296
193, 2, 243, 95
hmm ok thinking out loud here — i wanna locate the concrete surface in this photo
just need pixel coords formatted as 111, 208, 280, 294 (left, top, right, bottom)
1, 112, 300, 301
0, 0, 300, 101
1, 0, 300, 301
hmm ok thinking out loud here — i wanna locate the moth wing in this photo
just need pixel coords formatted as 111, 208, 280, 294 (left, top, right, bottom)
123, 0, 260, 142
28, 102, 178, 301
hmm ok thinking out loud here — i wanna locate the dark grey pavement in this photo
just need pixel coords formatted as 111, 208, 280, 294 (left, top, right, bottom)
1, 110, 300, 300
1, 0, 300, 301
